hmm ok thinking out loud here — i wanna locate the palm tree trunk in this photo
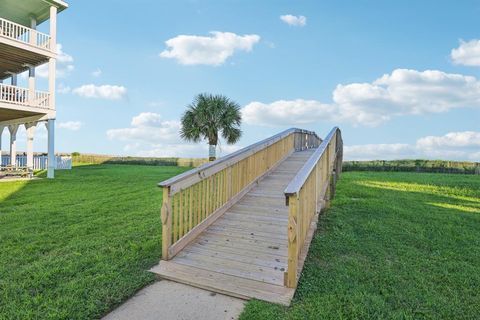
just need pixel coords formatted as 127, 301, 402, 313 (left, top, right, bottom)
209, 144, 216, 161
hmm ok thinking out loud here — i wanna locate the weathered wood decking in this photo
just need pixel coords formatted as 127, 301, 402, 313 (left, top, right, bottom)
151, 149, 315, 305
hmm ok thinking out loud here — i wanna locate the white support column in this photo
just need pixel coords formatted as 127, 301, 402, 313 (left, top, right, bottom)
8, 125, 19, 167
30, 16, 37, 46
49, 6, 57, 109
50, 6, 57, 50
48, 58, 56, 108
0, 125, 4, 166
28, 17, 37, 103
25, 123, 37, 170
11, 74, 17, 86
46, 119, 55, 178
28, 67, 36, 103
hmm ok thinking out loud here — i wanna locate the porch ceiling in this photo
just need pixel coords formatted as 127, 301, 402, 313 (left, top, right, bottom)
0, 107, 42, 122
0, 43, 49, 80
0, 0, 68, 27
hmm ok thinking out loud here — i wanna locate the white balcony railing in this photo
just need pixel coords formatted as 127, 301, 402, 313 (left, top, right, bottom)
0, 17, 51, 51
0, 83, 51, 110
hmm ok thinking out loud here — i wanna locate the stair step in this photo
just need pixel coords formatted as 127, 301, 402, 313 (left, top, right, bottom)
150, 261, 294, 306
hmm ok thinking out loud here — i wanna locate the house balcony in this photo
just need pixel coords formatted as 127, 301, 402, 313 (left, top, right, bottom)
0, 17, 52, 51
0, 83, 51, 123
0, 17, 55, 80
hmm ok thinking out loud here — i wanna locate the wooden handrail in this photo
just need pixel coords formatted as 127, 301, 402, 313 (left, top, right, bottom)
159, 128, 321, 194
284, 127, 340, 197
159, 128, 322, 260
284, 127, 343, 288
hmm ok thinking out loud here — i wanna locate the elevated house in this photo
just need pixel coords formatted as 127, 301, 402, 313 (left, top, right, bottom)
0, 0, 68, 178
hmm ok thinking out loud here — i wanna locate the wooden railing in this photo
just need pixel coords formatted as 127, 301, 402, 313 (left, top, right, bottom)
283, 127, 343, 288
0, 17, 51, 50
159, 128, 321, 260
0, 83, 51, 109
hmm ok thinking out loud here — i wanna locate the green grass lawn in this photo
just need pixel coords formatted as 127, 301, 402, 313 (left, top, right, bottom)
240, 172, 480, 320
1, 167, 479, 319
0, 165, 188, 319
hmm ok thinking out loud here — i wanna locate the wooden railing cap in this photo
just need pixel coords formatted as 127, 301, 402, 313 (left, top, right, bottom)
158, 128, 319, 189
284, 127, 341, 197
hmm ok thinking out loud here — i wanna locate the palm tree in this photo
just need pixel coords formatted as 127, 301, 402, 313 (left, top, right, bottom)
180, 93, 242, 161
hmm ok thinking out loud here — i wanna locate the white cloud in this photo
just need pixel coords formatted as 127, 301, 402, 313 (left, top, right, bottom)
72, 84, 127, 100
417, 131, 480, 149
57, 83, 71, 94
242, 69, 480, 127
280, 14, 307, 27
36, 44, 74, 78
242, 99, 338, 127
92, 68, 102, 77
131, 112, 165, 128
345, 131, 480, 161
451, 39, 480, 66
58, 121, 83, 131
160, 31, 261, 66
344, 144, 414, 160
107, 112, 241, 157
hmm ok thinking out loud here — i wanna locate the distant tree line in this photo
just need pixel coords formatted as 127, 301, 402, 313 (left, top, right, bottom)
343, 159, 480, 175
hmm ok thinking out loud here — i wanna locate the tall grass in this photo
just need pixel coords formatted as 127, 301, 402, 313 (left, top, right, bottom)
343, 159, 480, 174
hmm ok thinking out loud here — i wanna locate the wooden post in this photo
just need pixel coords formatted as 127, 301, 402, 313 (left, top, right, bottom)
286, 194, 299, 288
330, 169, 336, 199
161, 187, 172, 260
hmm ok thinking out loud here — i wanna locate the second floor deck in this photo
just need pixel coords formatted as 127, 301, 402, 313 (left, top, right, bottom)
0, 17, 52, 52
0, 83, 51, 112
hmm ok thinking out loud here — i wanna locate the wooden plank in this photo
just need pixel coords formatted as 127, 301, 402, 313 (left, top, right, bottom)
161, 186, 172, 260
202, 228, 287, 246
166, 150, 292, 259
285, 195, 299, 288
285, 128, 339, 197
295, 212, 320, 285
179, 190, 184, 238
173, 193, 179, 243
222, 212, 288, 224
198, 232, 287, 251
213, 216, 288, 230
150, 261, 295, 306
226, 208, 288, 219
195, 237, 287, 259
207, 225, 288, 241
183, 244, 287, 270
160, 128, 319, 195
229, 204, 288, 215
186, 242, 288, 265
205, 224, 287, 242
173, 251, 285, 285
247, 192, 285, 199
188, 187, 193, 231
195, 235, 288, 257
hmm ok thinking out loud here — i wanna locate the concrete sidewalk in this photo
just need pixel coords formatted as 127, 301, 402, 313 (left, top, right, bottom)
103, 280, 245, 320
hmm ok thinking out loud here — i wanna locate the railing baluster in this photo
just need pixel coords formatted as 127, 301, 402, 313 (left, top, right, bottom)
160, 128, 322, 261
0, 17, 51, 51
284, 128, 343, 288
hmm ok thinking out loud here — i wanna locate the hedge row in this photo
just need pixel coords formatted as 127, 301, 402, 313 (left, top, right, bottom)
343, 160, 480, 174
72, 155, 208, 168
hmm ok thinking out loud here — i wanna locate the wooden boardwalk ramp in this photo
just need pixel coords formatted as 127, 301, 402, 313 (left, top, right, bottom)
151, 128, 343, 306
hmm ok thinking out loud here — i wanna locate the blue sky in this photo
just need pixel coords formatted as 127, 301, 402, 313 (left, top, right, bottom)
7, 0, 480, 160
